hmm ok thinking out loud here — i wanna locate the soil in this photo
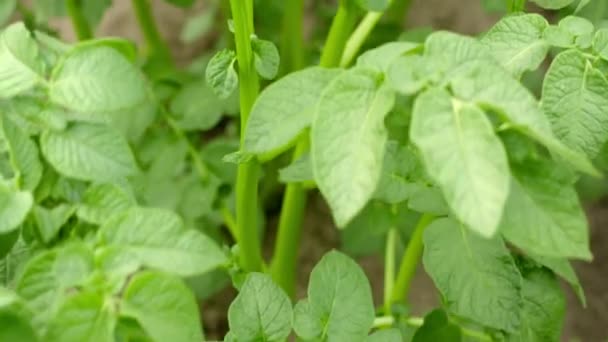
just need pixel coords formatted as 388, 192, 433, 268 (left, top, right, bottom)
45, 0, 607, 341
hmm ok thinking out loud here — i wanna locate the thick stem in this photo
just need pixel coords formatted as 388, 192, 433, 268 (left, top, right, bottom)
270, 3, 358, 295
65, 0, 93, 40
383, 228, 397, 315
131, 0, 172, 63
230, 0, 263, 272
391, 214, 434, 303
280, 0, 305, 73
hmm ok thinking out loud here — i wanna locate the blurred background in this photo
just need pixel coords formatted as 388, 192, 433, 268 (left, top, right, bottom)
5, 0, 607, 340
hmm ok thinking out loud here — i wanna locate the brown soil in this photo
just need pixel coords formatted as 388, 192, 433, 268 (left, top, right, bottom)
45, 1, 608, 341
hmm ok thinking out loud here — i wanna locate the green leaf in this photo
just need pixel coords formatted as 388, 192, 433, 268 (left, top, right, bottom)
387, 55, 435, 95
481, 14, 549, 77
357, 42, 420, 72
1, 115, 43, 191
592, 28, 608, 61
99, 207, 227, 277
244, 67, 341, 155
32, 204, 75, 244
278, 154, 313, 184
170, 80, 224, 131
40, 123, 138, 182
412, 309, 462, 342
205, 49, 238, 99
373, 141, 420, 204
499, 159, 591, 260
77, 183, 136, 225
507, 268, 565, 342
543, 25, 575, 48
0, 310, 38, 342
252, 37, 280, 80
530, 255, 586, 306
411, 88, 509, 238
0, 187, 33, 234
121, 271, 203, 342
293, 251, 375, 341
228, 273, 292, 341
45, 291, 116, 342
423, 218, 522, 332
559, 16, 594, 36
49, 46, 147, 115
0, 23, 44, 98
530, 0, 575, 9
542, 49, 608, 158
354, 0, 391, 11
312, 68, 395, 227
367, 329, 403, 342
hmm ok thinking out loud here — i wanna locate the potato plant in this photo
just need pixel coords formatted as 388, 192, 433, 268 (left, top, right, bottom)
0, 0, 606, 341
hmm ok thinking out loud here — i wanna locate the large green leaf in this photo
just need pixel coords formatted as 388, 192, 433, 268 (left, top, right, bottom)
542, 49, 608, 158
1, 115, 42, 191
0, 186, 32, 234
45, 291, 115, 342
77, 183, 136, 225
40, 123, 138, 182
49, 46, 147, 115
411, 88, 509, 238
98, 207, 227, 277
121, 271, 203, 342
482, 14, 549, 77
227, 273, 292, 341
244, 67, 341, 155
293, 251, 375, 341
0, 23, 44, 98
423, 218, 522, 332
500, 159, 591, 260
312, 68, 395, 227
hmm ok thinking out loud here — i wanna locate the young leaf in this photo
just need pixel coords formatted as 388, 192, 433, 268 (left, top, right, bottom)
77, 183, 136, 225
45, 291, 116, 342
170, 80, 224, 131
244, 67, 341, 155
40, 123, 138, 182
312, 68, 395, 227
252, 37, 280, 80
32, 204, 75, 244
1, 115, 43, 191
499, 159, 592, 260
0, 187, 33, 234
98, 207, 227, 277
412, 309, 462, 342
530, 0, 575, 9
542, 49, 608, 158
481, 14, 549, 77
293, 251, 375, 341
423, 218, 522, 332
411, 88, 510, 238
507, 268, 566, 342
205, 49, 238, 99
49, 46, 147, 115
121, 271, 203, 342
227, 273, 292, 341
559, 16, 594, 37
0, 23, 44, 98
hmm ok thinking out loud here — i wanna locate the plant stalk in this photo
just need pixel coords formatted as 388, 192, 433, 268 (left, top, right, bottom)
270, 3, 359, 295
65, 0, 93, 40
131, 0, 172, 64
230, 0, 263, 272
509, 0, 527, 12
280, 0, 306, 73
391, 214, 434, 303
383, 228, 397, 315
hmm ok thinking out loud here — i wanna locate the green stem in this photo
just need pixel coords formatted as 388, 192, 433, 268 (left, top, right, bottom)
280, 0, 305, 73
230, 0, 263, 272
131, 0, 172, 64
270, 3, 358, 295
509, 0, 527, 12
65, 0, 93, 40
341, 11, 383, 67
220, 204, 238, 241
391, 214, 434, 303
383, 228, 397, 315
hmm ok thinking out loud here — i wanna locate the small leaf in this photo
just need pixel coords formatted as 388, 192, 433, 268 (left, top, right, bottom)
559, 16, 594, 36
0, 186, 33, 234
592, 28, 608, 60
77, 183, 136, 225
222, 151, 254, 164
423, 218, 522, 332
1, 115, 43, 191
228, 273, 292, 341
170, 80, 224, 131
411, 88, 509, 238
205, 49, 238, 99
293, 251, 375, 341
244, 67, 341, 155
121, 271, 203, 342
45, 291, 115, 342
500, 159, 592, 260
0, 23, 44, 98
412, 309, 462, 342
40, 123, 138, 182
252, 37, 280, 80
279, 154, 313, 184
49, 45, 147, 116
32, 204, 75, 244
312, 68, 395, 227
543, 25, 575, 48
99, 207, 227, 277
